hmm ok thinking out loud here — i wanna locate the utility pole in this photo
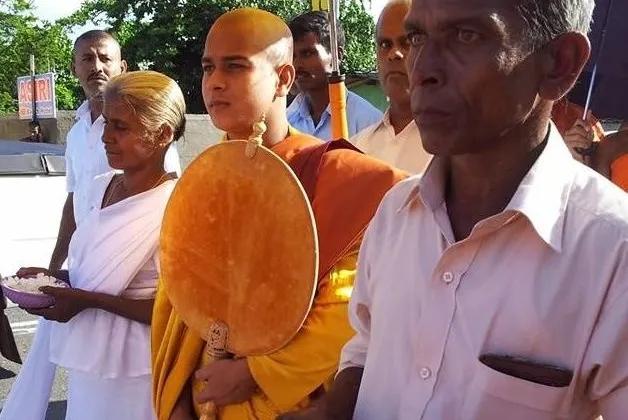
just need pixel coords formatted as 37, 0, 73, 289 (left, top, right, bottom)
30, 54, 38, 124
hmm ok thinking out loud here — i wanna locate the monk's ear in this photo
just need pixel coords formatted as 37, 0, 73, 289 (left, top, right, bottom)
275, 64, 295, 98
538, 32, 590, 101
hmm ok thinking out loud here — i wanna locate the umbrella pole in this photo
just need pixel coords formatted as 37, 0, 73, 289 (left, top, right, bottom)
328, 0, 349, 140
583, 0, 614, 119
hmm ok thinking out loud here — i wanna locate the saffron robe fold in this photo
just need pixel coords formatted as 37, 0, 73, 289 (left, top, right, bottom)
151, 132, 407, 419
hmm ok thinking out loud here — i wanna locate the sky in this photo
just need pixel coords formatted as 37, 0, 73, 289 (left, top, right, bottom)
31, 0, 97, 40
32, 0, 386, 40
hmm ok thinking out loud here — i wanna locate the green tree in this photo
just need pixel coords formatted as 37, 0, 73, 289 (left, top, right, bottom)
65, 0, 375, 113
0, 0, 80, 116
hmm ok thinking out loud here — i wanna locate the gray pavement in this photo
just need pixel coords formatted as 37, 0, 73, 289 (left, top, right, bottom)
0, 305, 67, 419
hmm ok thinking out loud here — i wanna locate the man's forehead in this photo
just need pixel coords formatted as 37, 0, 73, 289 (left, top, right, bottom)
377, 5, 410, 37
75, 38, 120, 55
407, 0, 518, 24
204, 33, 262, 60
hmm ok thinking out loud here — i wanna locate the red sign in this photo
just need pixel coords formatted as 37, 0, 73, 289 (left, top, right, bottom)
17, 73, 57, 120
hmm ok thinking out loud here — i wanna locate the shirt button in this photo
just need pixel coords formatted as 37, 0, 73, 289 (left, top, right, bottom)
419, 367, 432, 380
442, 272, 454, 284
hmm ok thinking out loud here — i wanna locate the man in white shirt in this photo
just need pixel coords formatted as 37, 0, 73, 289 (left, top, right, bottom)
49, 30, 180, 270
281, 0, 628, 419
351, 0, 430, 174
287, 11, 382, 140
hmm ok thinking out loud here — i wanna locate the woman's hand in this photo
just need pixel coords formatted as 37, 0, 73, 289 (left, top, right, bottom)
14, 267, 69, 283
15, 267, 53, 278
24, 287, 90, 323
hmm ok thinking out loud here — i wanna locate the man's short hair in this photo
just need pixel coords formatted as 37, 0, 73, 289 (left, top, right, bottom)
73, 30, 118, 52
288, 11, 345, 52
516, 0, 595, 49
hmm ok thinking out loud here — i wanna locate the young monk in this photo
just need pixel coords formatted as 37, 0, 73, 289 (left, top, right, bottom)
1, 71, 184, 420
151, 8, 406, 420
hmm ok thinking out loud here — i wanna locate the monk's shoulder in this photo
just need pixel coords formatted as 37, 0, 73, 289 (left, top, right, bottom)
322, 146, 409, 181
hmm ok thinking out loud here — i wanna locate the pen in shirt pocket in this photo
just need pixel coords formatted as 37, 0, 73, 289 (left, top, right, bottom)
479, 353, 573, 387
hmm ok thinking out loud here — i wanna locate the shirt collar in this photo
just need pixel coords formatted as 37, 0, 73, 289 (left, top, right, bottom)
75, 101, 91, 121
74, 101, 105, 126
289, 93, 335, 121
398, 123, 574, 252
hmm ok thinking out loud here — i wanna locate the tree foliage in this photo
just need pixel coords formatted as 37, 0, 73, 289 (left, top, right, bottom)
64, 0, 376, 113
0, 0, 80, 116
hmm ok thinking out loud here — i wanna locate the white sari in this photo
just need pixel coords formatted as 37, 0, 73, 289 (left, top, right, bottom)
1, 172, 175, 420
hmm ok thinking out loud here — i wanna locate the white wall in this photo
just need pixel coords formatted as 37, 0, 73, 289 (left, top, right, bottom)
0, 176, 66, 278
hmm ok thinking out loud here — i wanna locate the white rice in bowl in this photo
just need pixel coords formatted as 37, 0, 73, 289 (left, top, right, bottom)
2, 273, 68, 294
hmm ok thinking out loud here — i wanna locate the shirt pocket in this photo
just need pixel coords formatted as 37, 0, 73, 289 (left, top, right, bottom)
462, 360, 569, 420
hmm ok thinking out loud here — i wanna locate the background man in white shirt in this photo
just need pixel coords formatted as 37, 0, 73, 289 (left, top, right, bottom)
287, 11, 382, 140
282, 0, 628, 419
49, 30, 180, 270
351, 0, 431, 174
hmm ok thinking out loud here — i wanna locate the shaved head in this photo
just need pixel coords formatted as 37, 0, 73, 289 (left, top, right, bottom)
210, 8, 293, 67
202, 8, 296, 140
377, 0, 411, 28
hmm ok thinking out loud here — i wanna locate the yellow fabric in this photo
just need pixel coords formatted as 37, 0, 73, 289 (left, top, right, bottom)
311, 0, 330, 11
152, 246, 359, 420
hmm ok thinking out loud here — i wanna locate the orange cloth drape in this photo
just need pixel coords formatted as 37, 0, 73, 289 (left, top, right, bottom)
611, 155, 628, 191
152, 132, 407, 419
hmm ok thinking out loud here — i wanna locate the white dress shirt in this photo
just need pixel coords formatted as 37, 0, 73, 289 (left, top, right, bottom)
65, 101, 181, 224
351, 109, 431, 174
287, 91, 382, 141
340, 124, 628, 419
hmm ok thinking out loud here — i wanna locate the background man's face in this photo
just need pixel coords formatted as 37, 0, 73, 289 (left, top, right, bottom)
377, 3, 411, 105
72, 38, 125, 100
293, 32, 332, 93
405, 0, 540, 156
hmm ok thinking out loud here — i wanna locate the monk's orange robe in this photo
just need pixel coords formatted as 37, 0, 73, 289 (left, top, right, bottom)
152, 132, 407, 419
610, 155, 628, 191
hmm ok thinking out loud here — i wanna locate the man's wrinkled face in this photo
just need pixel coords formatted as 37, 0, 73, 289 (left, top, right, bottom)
201, 29, 280, 136
293, 32, 332, 93
72, 38, 126, 100
405, 0, 540, 156
377, 3, 412, 104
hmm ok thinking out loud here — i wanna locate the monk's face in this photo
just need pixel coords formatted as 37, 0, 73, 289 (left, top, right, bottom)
405, 0, 540, 156
202, 28, 281, 135
377, 2, 411, 105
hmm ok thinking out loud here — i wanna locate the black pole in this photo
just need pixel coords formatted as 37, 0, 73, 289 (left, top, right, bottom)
30, 54, 38, 124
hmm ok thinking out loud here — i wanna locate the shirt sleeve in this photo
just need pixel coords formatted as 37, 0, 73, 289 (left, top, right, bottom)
584, 244, 628, 418
347, 94, 383, 137
65, 140, 76, 193
338, 222, 376, 372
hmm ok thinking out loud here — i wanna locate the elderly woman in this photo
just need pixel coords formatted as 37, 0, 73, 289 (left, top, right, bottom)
1, 71, 185, 420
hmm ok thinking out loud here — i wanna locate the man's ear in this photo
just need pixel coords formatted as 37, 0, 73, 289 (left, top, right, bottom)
275, 64, 296, 98
120, 59, 128, 73
538, 32, 590, 101
71, 60, 77, 77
